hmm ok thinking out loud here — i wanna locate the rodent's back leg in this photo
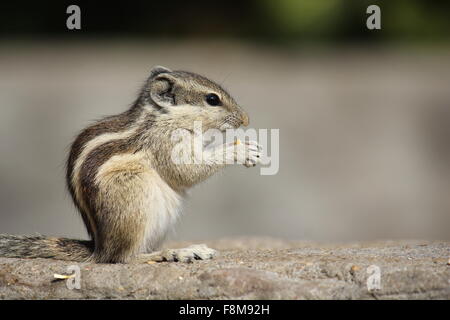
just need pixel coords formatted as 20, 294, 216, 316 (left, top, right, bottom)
91, 155, 151, 263
136, 244, 217, 263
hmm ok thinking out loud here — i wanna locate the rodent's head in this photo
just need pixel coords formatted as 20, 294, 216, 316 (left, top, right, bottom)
139, 66, 249, 131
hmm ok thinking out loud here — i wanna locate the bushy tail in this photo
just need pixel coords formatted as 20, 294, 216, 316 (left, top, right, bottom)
0, 234, 93, 262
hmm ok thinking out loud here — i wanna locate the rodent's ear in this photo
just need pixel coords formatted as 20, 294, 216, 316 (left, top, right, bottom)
148, 73, 177, 108
149, 65, 172, 79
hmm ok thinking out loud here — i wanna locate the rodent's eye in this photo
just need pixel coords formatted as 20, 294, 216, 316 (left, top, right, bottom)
205, 93, 221, 106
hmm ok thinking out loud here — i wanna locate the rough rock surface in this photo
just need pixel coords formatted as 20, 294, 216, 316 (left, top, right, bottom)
0, 237, 448, 299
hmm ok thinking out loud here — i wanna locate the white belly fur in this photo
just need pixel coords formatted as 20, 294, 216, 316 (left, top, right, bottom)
141, 170, 183, 253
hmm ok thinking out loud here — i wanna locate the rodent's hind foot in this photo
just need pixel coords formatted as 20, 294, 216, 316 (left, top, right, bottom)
138, 244, 217, 263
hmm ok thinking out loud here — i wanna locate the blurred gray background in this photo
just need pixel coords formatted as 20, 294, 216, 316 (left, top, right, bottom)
1, 1, 450, 242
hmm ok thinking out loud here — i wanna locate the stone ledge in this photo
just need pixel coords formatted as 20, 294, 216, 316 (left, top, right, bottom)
0, 237, 449, 299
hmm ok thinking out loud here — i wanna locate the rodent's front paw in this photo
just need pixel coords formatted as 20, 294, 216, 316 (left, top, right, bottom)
235, 140, 263, 168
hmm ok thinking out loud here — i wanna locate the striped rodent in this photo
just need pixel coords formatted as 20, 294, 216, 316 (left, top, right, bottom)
0, 66, 262, 263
